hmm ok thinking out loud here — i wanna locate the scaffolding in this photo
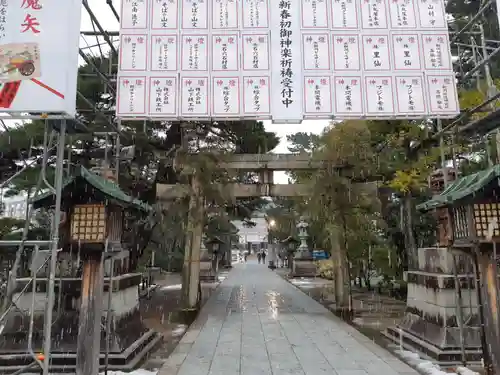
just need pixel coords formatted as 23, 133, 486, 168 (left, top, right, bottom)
0, 0, 500, 374
0, 1, 121, 374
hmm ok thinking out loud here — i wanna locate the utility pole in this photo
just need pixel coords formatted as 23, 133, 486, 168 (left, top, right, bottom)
42, 120, 66, 375
479, 21, 500, 160
473, 25, 500, 370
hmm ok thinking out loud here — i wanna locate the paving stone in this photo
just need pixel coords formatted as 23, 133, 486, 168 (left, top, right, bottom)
158, 261, 420, 375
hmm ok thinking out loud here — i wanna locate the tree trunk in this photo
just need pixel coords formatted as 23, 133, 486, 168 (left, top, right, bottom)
181, 174, 204, 310
401, 194, 418, 270
331, 225, 350, 317
336, 247, 351, 317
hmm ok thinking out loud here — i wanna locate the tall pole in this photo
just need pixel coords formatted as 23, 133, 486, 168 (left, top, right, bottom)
181, 174, 203, 310
479, 20, 500, 160
42, 120, 66, 375
76, 252, 105, 375
437, 119, 448, 185
453, 253, 467, 366
477, 19, 498, 373
104, 255, 114, 375
474, 249, 494, 375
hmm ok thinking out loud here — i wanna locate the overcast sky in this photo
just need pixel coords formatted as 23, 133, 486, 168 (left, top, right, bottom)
79, 0, 328, 183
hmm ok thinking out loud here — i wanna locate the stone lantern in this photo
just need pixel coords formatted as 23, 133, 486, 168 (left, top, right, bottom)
292, 217, 317, 277
281, 236, 299, 270
200, 235, 224, 282
294, 216, 311, 260
409, 165, 500, 370
30, 166, 153, 374
207, 236, 224, 277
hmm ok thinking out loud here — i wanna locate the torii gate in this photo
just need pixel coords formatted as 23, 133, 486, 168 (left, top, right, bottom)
155, 153, 378, 309
155, 153, 363, 198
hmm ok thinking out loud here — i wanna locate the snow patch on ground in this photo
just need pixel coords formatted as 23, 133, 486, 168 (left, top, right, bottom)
160, 284, 182, 290
455, 367, 480, 375
395, 350, 481, 375
290, 279, 328, 286
172, 324, 188, 337
26, 372, 159, 375
100, 371, 158, 375
395, 350, 455, 375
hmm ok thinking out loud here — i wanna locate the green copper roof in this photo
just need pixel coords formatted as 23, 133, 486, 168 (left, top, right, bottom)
31, 166, 151, 212
417, 164, 500, 211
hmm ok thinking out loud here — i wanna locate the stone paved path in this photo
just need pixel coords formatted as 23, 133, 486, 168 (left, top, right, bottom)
158, 261, 418, 375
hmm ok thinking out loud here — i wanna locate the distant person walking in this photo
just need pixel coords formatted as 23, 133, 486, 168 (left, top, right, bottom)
261, 250, 266, 264
257, 251, 262, 264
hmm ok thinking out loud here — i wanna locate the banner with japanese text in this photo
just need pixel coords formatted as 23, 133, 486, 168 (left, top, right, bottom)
0, 0, 82, 116
116, 0, 459, 122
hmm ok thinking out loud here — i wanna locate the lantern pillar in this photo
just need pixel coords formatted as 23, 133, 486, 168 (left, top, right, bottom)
71, 203, 108, 375
199, 237, 214, 282
76, 252, 104, 375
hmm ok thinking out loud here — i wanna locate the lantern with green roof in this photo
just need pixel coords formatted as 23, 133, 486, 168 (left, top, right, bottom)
418, 165, 500, 246
31, 165, 151, 254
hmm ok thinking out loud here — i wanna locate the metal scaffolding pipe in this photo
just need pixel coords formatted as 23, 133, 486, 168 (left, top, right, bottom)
79, 49, 116, 94
454, 42, 499, 51
77, 92, 122, 135
0, 241, 54, 247
80, 31, 119, 36
434, 92, 500, 139
462, 44, 500, 82
81, 41, 109, 50
106, 0, 120, 21
0, 144, 58, 190
450, 0, 494, 43
42, 120, 66, 375
82, 0, 117, 54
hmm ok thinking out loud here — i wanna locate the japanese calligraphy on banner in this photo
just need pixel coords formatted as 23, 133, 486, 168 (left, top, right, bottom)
149, 77, 177, 116
395, 75, 426, 114
243, 76, 270, 115
181, 76, 208, 116
117, 76, 147, 115
270, 0, 303, 121
0, 0, 82, 115
304, 76, 332, 115
334, 76, 363, 115
116, 0, 459, 121
213, 77, 240, 115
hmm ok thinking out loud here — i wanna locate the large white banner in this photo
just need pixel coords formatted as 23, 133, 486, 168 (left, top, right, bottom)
117, 0, 459, 121
0, 0, 82, 116
270, 0, 303, 122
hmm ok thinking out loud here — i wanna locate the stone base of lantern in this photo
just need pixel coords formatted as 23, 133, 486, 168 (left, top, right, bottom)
199, 260, 217, 282
292, 258, 317, 278
383, 247, 482, 366
0, 274, 161, 373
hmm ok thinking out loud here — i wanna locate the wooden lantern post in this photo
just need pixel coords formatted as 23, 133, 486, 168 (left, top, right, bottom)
70, 203, 108, 375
